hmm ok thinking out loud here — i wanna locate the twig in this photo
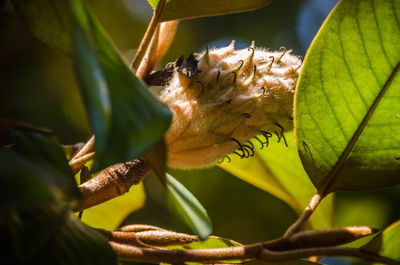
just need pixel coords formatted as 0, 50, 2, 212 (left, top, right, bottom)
260, 247, 400, 265
69, 151, 95, 172
131, 0, 166, 72
110, 242, 259, 263
69, 135, 95, 173
74, 158, 151, 211
136, 20, 179, 79
284, 193, 323, 238
108, 241, 400, 265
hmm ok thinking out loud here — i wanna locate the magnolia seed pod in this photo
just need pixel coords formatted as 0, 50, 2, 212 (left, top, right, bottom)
149, 41, 302, 168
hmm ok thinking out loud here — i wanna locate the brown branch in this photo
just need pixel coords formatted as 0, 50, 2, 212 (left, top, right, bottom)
99, 228, 198, 247
69, 135, 95, 174
95, 226, 386, 264
108, 241, 400, 265
284, 193, 323, 238
74, 158, 151, 211
110, 242, 260, 263
136, 20, 179, 79
131, 0, 166, 72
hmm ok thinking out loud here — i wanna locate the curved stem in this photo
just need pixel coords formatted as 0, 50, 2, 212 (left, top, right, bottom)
284, 193, 323, 238
131, 0, 166, 73
69, 151, 95, 172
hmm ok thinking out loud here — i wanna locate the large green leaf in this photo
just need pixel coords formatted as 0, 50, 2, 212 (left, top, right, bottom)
166, 173, 213, 240
363, 220, 400, 262
71, 0, 172, 171
11, 0, 71, 54
3, 205, 116, 265
220, 132, 333, 230
0, 131, 79, 209
80, 183, 146, 230
295, 0, 400, 192
147, 0, 271, 21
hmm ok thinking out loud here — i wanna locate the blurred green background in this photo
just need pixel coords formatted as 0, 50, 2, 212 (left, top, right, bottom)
1, 0, 400, 264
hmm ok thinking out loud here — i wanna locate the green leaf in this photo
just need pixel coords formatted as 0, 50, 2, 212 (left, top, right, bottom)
3, 204, 117, 265
71, 0, 172, 171
166, 173, 213, 240
363, 220, 400, 262
219, 132, 333, 230
11, 0, 71, 54
295, 0, 400, 192
80, 183, 146, 230
0, 131, 79, 209
147, 0, 271, 21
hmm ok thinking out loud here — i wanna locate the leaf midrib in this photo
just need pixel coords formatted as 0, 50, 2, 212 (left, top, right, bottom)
320, 61, 400, 194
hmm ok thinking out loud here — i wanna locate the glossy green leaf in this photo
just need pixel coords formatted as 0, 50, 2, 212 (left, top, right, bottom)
220, 132, 333, 230
11, 0, 71, 54
71, 0, 172, 171
166, 173, 213, 240
295, 0, 400, 192
363, 220, 400, 262
3, 205, 116, 265
80, 183, 146, 230
147, 0, 271, 21
0, 131, 79, 209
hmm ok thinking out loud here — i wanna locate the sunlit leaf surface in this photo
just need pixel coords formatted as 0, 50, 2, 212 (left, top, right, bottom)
295, 0, 400, 192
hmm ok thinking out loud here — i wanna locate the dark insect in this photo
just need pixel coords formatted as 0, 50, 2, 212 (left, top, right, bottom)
177, 54, 200, 78
144, 64, 174, 86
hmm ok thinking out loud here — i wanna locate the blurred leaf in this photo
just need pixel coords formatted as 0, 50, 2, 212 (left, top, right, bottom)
80, 183, 146, 230
0, 131, 79, 209
295, 0, 400, 192
220, 132, 333, 230
3, 204, 116, 265
363, 220, 400, 262
166, 173, 212, 240
144, 139, 168, 184
147, 0, 271, 21
71, 0, 172, 171
11, 0, 72, 54
335, 196, 391, 248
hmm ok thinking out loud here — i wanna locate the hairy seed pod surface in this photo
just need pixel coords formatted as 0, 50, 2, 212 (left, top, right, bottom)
150, 41, 302, 168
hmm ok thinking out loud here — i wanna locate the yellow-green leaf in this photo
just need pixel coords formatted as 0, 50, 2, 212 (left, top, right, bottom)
79, 183, 146, 231
363, 220, 400, 263
220, 132, 333, 230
